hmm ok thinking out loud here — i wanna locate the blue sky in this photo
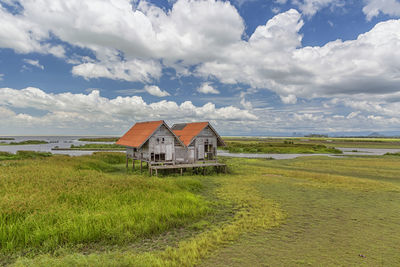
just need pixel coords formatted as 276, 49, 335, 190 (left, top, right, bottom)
0, 0, 400, 136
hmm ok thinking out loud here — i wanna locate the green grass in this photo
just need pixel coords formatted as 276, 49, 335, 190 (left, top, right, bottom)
71, 144, 124, 149
53, 144, 125, 151
0, 151, 52, 161
0, 138, 14, 140
385, 152, 400, 156
0, 140, 49, 145
224, 136, 400, 142
78, 137, 120, 142
0, 153, 211, 263
224, 140, 342, 154
3, 154, 400, 266
223, 136, 400, 149
201, 156, 400, 266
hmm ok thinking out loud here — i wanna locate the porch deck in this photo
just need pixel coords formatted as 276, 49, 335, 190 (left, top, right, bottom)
149, 162, 227, 176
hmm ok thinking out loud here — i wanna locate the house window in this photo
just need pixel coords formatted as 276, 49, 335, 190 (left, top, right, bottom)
161, 138, 165, 143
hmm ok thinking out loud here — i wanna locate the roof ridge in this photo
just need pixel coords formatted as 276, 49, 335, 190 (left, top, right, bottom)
172, 122, 209, 146
116, 120, 186, 149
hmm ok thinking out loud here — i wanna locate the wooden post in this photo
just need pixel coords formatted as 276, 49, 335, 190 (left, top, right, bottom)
140, 160, 142, 172
132, 159, 135, 170
224, 165, 227, 174
180, 168, 183, 176
155, 168, 158, 177
203, 167, 206, 175
126, 155, 128, 169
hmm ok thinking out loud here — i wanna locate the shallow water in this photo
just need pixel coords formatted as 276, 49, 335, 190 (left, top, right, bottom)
1, 136, 400, 159
0, 136, 115, 156
336, 147, 400, 156
218, 147, 400, 160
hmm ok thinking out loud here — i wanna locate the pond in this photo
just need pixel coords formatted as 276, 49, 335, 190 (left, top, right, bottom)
0, 136, 115, 156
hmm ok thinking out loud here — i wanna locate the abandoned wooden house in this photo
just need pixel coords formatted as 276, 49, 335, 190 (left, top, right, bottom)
116, 120, 185, 168
171, 122, 226, 163
116, 120, 226, 175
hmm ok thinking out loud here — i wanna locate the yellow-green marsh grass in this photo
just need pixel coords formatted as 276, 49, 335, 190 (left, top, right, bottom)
0, 153, 210, 258
202, 156, 400, 266
9, 156, 285, 266
223, 136, 400, 148
5, 154, 400, 266
224, 140, 342, 154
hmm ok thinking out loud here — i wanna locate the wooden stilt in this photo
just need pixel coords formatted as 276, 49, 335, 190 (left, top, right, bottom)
145, 163, 225, 177
132, 159, 135, 170
140, 160, 142, 172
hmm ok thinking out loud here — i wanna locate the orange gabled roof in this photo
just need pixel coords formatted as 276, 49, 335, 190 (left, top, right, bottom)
172, 122, 209, 146
116, 120, 163, 148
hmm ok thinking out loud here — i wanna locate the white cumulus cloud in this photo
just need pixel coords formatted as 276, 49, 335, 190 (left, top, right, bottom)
197, 9, 400, 103
281, 94, 297, 104
0, 0, 244, 82
0, 87, 257, 134
23, 59, 44, 70
292, 0, 344, 17
71, 59, 161, 83
0, 5, 65, 57
0, 0, 399, 123
144, 85, 170, 97
363, 0, 400, 20
197, 83, 220, 94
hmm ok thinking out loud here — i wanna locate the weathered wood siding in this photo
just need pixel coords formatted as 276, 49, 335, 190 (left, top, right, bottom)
147, 124, 176, 162
172, 126, 218, 163
127, 124, 185, 163
194, 126, 217, 161
127, 147, 134, 158
175, 147, 187, 162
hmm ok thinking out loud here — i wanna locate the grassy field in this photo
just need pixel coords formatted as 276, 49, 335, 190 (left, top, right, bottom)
201, 156, 400, 266
1, 153, 399, 266
78, 137, 120, 142
224, 136, 400, 149
385, 152, 400, 156
0, 140, 49, 145
0, 151, 52, 161
53, 144, 125, 151
224, 140, 342, 154
0, 153, 215, 265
